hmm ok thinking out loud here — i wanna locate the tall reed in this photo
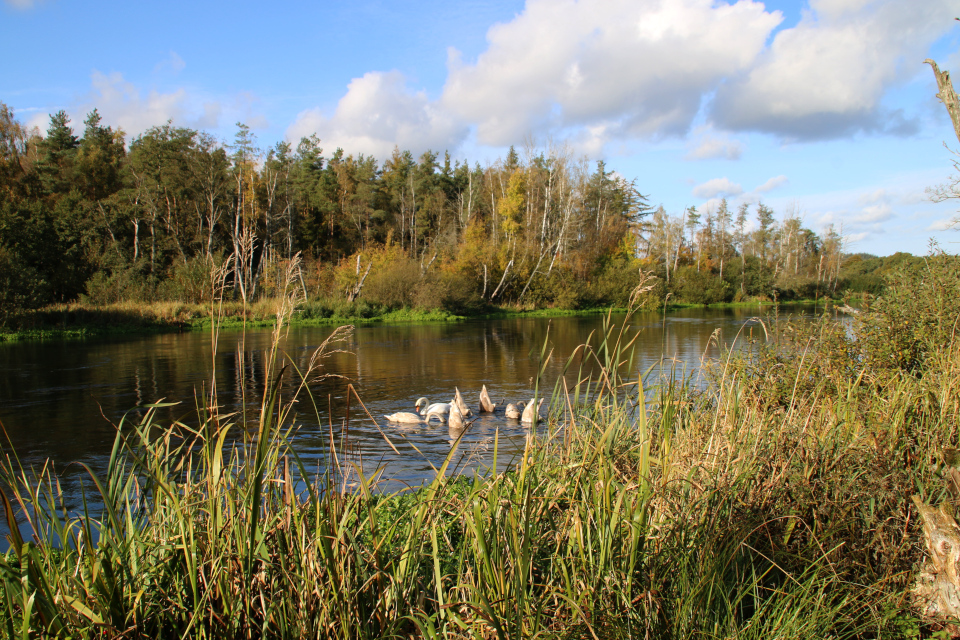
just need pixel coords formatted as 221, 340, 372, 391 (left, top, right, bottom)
1, 263, 957, 637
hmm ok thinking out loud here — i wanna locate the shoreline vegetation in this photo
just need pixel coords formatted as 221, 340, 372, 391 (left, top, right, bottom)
0, 297, 832, 343
0, 102, 932, 347
1, 251, 959, 637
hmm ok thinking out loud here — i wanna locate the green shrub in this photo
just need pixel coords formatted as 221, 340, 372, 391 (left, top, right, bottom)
364, 257, 420, 308
773, 274, 822, 301
590, 256, 644, 306
82, 258, 155, 305
157, 253, 223, 303
672, 265, 732, 305
429, 270, 484, 314
0, 245, 49, 325
856, 249, 960, 375
549, 267, 586, 309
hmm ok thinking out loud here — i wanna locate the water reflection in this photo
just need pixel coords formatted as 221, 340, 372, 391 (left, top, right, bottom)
0, 305, 819, 528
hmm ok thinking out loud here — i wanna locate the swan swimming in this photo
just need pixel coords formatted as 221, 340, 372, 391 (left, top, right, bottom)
505, 401, 524, 420
453, 387, 473, 417
448, 403, 469, 430
521, 398, 544, 424
479, 385, 498, 413
383, 412, 423, 424
415, 397, 451, 422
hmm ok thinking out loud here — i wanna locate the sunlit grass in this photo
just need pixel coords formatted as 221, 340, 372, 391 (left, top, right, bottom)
2, 260, 958, 637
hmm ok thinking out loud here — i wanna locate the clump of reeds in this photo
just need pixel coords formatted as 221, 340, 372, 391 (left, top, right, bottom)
1, 257, 958, 637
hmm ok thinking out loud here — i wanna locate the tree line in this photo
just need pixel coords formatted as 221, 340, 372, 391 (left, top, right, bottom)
0, 103, 881, 323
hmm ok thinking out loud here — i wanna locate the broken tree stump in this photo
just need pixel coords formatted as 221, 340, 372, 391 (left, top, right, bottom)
912, 449, 960, 633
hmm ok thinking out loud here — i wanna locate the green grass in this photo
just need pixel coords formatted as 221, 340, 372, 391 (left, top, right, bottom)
1, 255, 958, 637
0, 294, 842, 343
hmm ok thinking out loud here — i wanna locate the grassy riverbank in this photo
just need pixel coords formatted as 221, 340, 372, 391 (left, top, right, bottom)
1, 254, 958, 637
0, 296, 831, 343
0, 299, 467, 342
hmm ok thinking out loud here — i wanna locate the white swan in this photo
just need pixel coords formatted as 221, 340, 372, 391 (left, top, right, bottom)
448, 403, 470, 430
383, 412, 422, 424
454, 387, 473, 417
479, 385, 498, 413
505, 401, 524, 420
415, 397, 451, 423
521, 398, 544, 425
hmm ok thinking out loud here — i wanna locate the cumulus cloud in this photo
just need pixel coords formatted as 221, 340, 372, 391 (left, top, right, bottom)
287, 70, 469, 159
24, 111, 49, 134
281, 0, 953, 157
77, 70, 228, 136
710, 0, 955, 139
846, 231, 871, 244
441, 0, 781, 147
754, 175, 788, 193
855, 203, 894, 223
685, 130, 744, 160
27, 65, 269, 140
692, 177, 743, 199
927, 217, 958, 231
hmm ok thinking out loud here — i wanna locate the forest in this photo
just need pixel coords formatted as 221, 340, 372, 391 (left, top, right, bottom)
0, 102, 903, 328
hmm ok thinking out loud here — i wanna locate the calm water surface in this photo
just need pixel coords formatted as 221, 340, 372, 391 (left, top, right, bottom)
0, 305, 813, 526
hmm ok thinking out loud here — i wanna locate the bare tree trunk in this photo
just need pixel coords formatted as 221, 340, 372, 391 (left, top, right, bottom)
132, 218, 140, 261
149, 216, 156, 275
467, 170, 473, 222
347, 259, 372, 302
518, 246, 551, 301
410, 175, 417, 254
490, 260, 514, 301
420, 252, 438, 277
927, 59, 960, 146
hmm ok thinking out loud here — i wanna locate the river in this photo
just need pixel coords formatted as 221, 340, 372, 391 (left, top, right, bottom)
0, 305, 813, 528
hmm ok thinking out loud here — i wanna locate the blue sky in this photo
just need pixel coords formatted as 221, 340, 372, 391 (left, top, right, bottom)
3, 0, 959, 256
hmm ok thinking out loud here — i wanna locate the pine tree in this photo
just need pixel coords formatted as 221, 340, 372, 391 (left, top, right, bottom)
37, 110, 79, 194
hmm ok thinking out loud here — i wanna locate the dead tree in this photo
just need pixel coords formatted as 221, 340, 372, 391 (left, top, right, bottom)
927, 59, 960, 146
490, 260, 514, 301
346, 254, 372, 302
912, 449, 960, 633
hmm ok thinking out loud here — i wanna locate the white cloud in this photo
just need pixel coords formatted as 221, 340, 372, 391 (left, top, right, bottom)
898, 190, 926, 206
692, 177, 743, 199
846, 231, 871, 244
154, 51, 186, 75
928, 217, 958, 231
26, 67, 272, 141
25, 111, 48, 134
754, 174, 788, 193
84, 70, 193, 134
685, 130, 744, 160
287, 70, 469, 159
278, 0, 956, 158
441, 0, 781, 148
4, 0, 38, 8
855, 202, 894, 223
711, 0, 956, 139
857, 188, 889, 206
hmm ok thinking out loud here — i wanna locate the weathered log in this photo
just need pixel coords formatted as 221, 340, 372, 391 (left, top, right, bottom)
912, 497, 960, 629
913, 451, 960, 632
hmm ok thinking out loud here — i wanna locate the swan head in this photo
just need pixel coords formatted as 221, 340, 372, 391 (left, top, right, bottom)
415, 397, 428, 411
